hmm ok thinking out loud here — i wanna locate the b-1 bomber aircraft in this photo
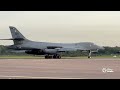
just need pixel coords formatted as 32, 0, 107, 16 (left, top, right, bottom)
0, 26, 104, 59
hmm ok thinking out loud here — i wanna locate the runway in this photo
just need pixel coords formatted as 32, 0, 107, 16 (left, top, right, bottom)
0, 58, 120, 79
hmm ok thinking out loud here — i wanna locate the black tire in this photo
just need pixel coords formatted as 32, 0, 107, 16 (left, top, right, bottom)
88, 56, 91, 58
49, 56, 52, 59
56, 55, 61, 59
53, 55, 57, 59
53, 54, 61, 59
45, 55, 51, 59
59, 55, 61, 59
57, 55, 61, 59
45, 55, 48, 59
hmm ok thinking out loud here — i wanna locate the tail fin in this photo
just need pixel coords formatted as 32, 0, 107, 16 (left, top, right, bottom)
9, 26, 27, 45
9, 26, 26, 39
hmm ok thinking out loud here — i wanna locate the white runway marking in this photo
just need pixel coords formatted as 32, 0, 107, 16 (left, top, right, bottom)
0, 75, 85, 79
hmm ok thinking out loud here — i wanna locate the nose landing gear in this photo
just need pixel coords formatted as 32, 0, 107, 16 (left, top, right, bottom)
88, 50, 92, 58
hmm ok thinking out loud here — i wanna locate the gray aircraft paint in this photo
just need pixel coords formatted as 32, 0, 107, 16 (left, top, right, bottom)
1, 26, 104, 58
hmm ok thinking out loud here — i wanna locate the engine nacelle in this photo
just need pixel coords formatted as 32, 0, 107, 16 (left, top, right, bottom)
25, 50, 45, 55
25, 49, 58, 55
44, 49, 57, 54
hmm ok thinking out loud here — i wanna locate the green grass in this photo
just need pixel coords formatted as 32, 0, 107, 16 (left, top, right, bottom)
0, 55, 120, 59
62, 55, 120, 59
0, 55, 44, 59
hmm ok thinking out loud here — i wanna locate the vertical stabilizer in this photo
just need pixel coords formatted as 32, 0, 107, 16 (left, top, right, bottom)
9, 26, 27, 45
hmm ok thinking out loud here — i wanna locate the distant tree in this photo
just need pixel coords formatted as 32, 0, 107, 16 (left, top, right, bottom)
1, 45, 120, 56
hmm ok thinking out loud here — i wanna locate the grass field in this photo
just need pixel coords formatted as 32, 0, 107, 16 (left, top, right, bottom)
0, 55, 120, 59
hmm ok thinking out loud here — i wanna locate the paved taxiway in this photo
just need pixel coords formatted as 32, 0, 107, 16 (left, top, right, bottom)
0, 58, 120, 79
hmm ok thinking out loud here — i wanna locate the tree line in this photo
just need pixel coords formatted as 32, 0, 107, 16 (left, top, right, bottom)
0, 45, 120, 56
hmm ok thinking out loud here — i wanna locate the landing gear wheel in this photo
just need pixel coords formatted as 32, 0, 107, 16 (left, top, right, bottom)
53, 55, 56, 59
88, 56, 91, 58
45, 55, 52, 59
45, 55, 48, 59
57, 55, 61, 59
45, 54, 61, 59
59, 56, 61, 59
53, 54, 61, 59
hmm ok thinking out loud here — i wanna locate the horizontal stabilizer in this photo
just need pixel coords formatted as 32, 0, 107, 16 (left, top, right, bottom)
0, 38, 24, 40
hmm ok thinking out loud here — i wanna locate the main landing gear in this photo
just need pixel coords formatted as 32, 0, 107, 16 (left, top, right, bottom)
45, 54, 61, 59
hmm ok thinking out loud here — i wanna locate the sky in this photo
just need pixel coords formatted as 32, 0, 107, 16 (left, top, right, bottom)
0, 11, 120, 47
